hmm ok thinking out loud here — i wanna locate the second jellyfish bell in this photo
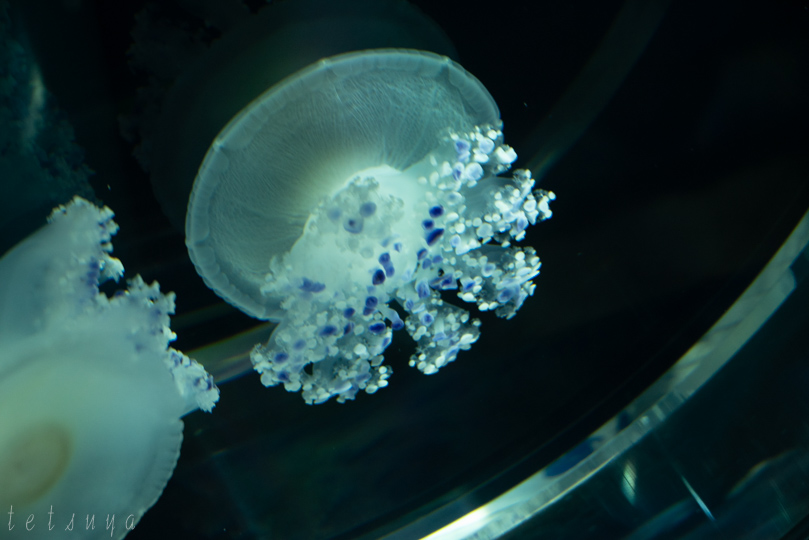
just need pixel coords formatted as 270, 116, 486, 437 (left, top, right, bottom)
186, 48, 555, 405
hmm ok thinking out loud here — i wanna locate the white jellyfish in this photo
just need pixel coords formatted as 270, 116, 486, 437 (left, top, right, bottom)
0, 197, 218, 539
184, 49, 555, 405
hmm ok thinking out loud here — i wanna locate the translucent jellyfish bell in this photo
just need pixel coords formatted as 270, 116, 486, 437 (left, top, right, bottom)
0, 197, 218, 538
139, 0, 458, 230
187, 49, 555, 405
188, 50, 497, 318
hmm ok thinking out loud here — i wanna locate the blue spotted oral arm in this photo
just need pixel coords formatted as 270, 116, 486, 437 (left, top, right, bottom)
251, 125, 554, 404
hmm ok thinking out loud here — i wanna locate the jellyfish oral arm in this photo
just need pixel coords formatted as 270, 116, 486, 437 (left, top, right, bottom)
250, 125, 555, 404
0, 196, 219, 417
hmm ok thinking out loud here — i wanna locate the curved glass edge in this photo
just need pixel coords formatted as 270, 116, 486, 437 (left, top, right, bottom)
415, 207, 809, 540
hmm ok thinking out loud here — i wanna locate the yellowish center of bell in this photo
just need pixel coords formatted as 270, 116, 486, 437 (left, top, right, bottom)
0, 423, 72, 507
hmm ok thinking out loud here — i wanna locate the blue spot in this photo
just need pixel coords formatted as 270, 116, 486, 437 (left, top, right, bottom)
461, 278, 476, 292
455, 140, 470, 154
343, 322, 355, 335
417, 248, 428, 260
422, 219, 434, 230
379, 252, 391, 264
451, 235, 461, 248
274, 352, 289, 363
293, 339, 306, 350
405, 299, 414, 311
432, 255, 443, 264
422, 258, 432, 270
343, 307, 355, 318
452, 163, 464, 180
417, 281, 430, 299
319, 325, 338, 337
344, 217, 364, 234
369, 322, 386, 334
393, 242, 402, 252
392, 319, 404, 331
277, 371, 290, 382
382, 337, 391, 347
384, 263, 395, 277
299, 278, 326, 293
446, 192, 463, 205
497, 289, 514, 302
359, 202, 377, 217
421, 313, 434, 325
372, 269, 386, 285
170, 351, 182, 366
364, 296, 379, 316
426, 228, 444, 246
430, 275, 455, 290
327, 207, 341, 221
429, 205, 444, 218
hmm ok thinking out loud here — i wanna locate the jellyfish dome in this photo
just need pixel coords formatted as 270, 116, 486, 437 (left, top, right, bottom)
133, 0, 458, 230
0, 197, 218, 539
186, 49, 554, 405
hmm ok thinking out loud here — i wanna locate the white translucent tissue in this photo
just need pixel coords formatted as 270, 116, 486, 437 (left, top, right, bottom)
251, 126, 555, 404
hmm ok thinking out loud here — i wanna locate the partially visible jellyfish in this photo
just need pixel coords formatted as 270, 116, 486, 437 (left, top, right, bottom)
0, 197, 218, 539
185, 49, 555, 404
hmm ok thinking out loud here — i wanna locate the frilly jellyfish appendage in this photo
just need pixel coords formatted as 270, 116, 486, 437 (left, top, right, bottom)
250, 127, 555, 404
0, 196, 221, 414
0, 197, 218, 533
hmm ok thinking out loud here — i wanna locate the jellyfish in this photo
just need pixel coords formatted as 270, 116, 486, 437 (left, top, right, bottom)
184, 49, 555, 405
0, 197, 218, 539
